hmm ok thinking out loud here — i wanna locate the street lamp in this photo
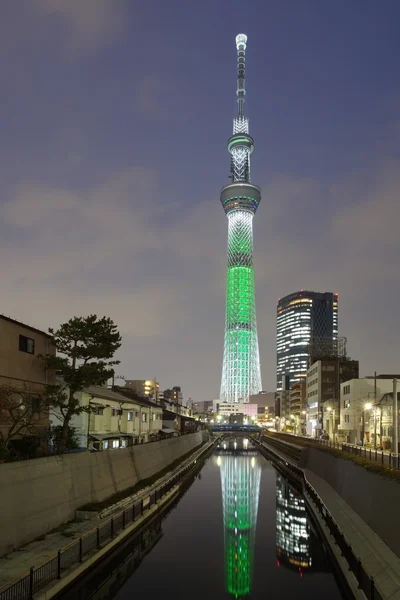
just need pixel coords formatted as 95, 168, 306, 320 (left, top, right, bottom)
326, 406, 337, 442
361, 402, 372, 446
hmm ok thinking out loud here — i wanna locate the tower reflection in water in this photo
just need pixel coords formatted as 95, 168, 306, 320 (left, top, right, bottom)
217, 437, 261, 599
275, 474, 311, 574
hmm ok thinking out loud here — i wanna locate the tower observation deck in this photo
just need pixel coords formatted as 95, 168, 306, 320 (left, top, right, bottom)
220, 34, 262, 404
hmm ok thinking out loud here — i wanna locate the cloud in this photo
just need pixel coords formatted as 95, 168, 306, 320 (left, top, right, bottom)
33, 0, 126, 53
1, 166, 161, 282
331, 158, 400, 249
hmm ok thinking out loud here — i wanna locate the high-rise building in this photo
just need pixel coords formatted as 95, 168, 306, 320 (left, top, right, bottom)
276, 291, 338, 391
220, 34, 262, 404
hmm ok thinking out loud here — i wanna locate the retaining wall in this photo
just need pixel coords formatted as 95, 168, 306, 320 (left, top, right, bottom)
0, 432, 205, 556
303, 447, 400, 557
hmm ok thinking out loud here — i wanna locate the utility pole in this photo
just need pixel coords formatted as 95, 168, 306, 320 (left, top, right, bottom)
373, 371, 377, 449
393, 378, 398, 454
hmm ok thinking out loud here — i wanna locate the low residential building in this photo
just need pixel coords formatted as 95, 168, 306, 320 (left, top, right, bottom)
0, 315, 56, 456
339, 376, 400, 446
193, 400, 213, 414
213, 401, 258, 419
51, 385, 154, 450
160, 396, 193, 418
114, 387, 163, 443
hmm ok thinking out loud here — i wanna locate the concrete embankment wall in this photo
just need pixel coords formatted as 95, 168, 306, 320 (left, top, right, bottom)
302, 447, 400, 557
0, 432, 206, 556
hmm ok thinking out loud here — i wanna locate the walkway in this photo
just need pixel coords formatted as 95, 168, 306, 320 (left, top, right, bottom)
305, 469, 400, 600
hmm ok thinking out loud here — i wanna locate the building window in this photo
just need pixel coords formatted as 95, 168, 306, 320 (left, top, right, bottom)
19, 335, 35, 354
344, 414, 350, 423
103, 441, 109, 449
30, 396, 41, 413
135, 411, 139, 418
112, 439, 120, 448
142, 413, 147, 423
121, 439, 128, 448
127, 411, 134, 421
152, 413, 157, 421
112, 408, 122, 417
344, 399, 350, 409
93, 406, 104, 416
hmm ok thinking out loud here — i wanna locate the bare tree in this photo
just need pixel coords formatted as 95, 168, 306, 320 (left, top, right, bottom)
0, 385, 48, 459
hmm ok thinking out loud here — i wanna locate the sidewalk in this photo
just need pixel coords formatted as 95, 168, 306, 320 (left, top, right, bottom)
0, 440, 212, 591
304, 468, 400, 600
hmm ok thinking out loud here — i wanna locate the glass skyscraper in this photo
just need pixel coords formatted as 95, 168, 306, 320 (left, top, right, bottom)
276, 291, 338, 391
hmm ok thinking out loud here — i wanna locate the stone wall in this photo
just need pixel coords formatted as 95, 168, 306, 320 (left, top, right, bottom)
0, 432, 205, 556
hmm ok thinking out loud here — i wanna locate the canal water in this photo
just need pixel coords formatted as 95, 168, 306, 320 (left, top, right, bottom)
63, 438, 344, 599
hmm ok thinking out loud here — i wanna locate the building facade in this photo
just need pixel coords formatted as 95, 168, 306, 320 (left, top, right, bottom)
339, 377, 400, 446
124, 379, 160, 401
51, 385, 163, 449
306, 357, 359, 438
213, 400, 258, 419
276, 291, 338, 391
219, 34, 262, 404
0, 315, 56, 456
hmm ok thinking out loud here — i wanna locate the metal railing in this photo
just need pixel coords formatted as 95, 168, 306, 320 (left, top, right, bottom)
254, 437, 383, 600
0, 442, 213, 600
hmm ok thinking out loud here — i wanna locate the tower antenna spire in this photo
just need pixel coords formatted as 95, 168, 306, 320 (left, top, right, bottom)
235, 33, 247, 117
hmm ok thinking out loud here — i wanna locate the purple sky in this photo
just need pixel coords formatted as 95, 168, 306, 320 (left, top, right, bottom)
1, 0, 400, 402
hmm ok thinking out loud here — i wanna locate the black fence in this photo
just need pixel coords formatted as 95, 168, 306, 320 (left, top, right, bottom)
255, 437, 383, 600
0, 442, 213, 600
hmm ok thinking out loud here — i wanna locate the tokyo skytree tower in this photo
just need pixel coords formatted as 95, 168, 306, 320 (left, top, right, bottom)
220, 34, 262, 403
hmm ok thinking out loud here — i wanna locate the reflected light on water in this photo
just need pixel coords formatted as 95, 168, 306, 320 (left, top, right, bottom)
218, 438, 261, 598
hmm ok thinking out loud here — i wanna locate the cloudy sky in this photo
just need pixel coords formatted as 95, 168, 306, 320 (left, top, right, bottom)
1, 0, 399, 401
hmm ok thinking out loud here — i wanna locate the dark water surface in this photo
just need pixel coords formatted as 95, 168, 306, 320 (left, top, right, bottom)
64, 438, 343, 599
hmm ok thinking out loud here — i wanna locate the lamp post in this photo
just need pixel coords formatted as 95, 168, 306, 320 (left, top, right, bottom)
362, 402, 372, 446
393, 379, 398, 455
327, 406, 332, 440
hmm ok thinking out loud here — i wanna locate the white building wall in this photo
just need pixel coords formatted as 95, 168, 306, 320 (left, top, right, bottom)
306, 361, 322, 437
339, 379, 399, 444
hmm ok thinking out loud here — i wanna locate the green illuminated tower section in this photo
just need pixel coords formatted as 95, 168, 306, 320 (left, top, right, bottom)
219, 449, 261, 598
220, 34, 262, 403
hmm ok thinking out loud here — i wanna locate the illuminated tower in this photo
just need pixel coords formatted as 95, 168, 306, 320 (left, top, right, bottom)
220, 34, 262, 404
218, 441, 261, 598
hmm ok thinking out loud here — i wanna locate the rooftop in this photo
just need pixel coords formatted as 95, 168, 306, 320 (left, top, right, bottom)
0, 314, 52, 338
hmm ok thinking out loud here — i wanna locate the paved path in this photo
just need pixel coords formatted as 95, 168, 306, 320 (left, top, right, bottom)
304, 468, 400, 600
